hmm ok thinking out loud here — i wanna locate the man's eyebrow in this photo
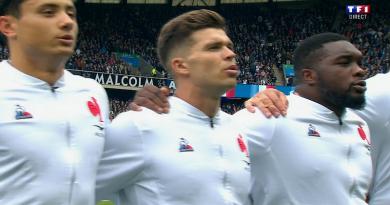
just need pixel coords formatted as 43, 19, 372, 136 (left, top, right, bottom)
334, 54, 352, 60
37, 3, 76, 10
205, 40, 234, 48
38, 3, 59, 8
333, 53, 363, 62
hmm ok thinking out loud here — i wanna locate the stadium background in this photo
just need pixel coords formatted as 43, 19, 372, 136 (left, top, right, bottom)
1, 0, 388, 119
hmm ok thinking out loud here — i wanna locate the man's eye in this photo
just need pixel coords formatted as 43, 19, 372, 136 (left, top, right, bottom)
209, 46, 220, 50
67, 11, 76, 18
41, 9, 55, 16
338, 61, 350, 65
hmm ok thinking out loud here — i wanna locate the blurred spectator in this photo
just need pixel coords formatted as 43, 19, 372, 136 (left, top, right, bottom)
221, 99, 245, 114
109, 98, 131, 120
0, 3, 388, 84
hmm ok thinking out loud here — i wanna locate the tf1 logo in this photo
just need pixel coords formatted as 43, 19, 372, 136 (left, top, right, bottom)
346, 5, 370, 19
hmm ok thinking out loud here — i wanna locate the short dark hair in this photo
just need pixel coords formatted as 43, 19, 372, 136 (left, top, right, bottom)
157, 9, 226, 73
0, 0, 24, 17
293, 32, 349, 82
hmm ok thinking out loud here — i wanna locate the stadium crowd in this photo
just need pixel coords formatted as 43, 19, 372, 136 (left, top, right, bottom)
339, 12, 390, 77
0, 4, 388, 82
109, 99, 132, 120
0, 3, 388, 117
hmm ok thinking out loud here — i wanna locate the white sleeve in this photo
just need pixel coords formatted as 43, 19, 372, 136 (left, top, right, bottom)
233, 109, 279, 204
355, 74, 390, 204
95, 112, 145, 201
233, 109, 276, 154
96, 84, 110, 128
355, 74, 390, 124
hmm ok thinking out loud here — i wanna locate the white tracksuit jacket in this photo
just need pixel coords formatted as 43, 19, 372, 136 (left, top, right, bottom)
354, 72, 390, 205
0, 61, 109, 205
96, 96, 251, 205
234, 94, 372, 205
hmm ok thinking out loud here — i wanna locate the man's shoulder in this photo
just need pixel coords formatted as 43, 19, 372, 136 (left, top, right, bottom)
115, 107, 163, 124
367, 72, 390, 84
355, 73, 390, 121
0, 60, 13, 83
366, 73, 390, 97
64, 70, 98, 85
219, 110, 233, 121
232, 108, 278, 134
64, 70, 104, 92
345, 108, 368, 126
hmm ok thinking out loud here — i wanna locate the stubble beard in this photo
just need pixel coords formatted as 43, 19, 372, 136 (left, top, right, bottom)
319, 82, 366, 110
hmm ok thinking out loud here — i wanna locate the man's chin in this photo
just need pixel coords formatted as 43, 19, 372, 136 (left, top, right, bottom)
217, 81, 236, 95
345, 91, 366, 109
346, 96, 366, 110
55, 49, 75, 58
320, 88, 366, 110
225, 81, 237, 89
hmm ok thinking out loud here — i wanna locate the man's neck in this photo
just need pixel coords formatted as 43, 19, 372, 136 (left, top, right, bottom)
175, 87, 221, 118
9, 53, 67, 86
295, 86, 345, 117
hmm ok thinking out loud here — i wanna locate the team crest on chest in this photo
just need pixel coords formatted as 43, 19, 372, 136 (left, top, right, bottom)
237, 134, 249, 157
308, 124, 320, 137
237, 134, 250, 167
87, 97, 103, 122
358, 125, 370, 145
179, 137, 194, 152
15, 105, 33, 120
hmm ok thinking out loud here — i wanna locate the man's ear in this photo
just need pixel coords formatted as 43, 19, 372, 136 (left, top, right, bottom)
301, 68, 317, 85
171, 57, 190, 77
0, 16, 17, 39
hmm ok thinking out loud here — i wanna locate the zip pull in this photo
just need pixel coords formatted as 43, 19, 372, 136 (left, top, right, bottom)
209, 118, 214, 128
51, 86, 58, 93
